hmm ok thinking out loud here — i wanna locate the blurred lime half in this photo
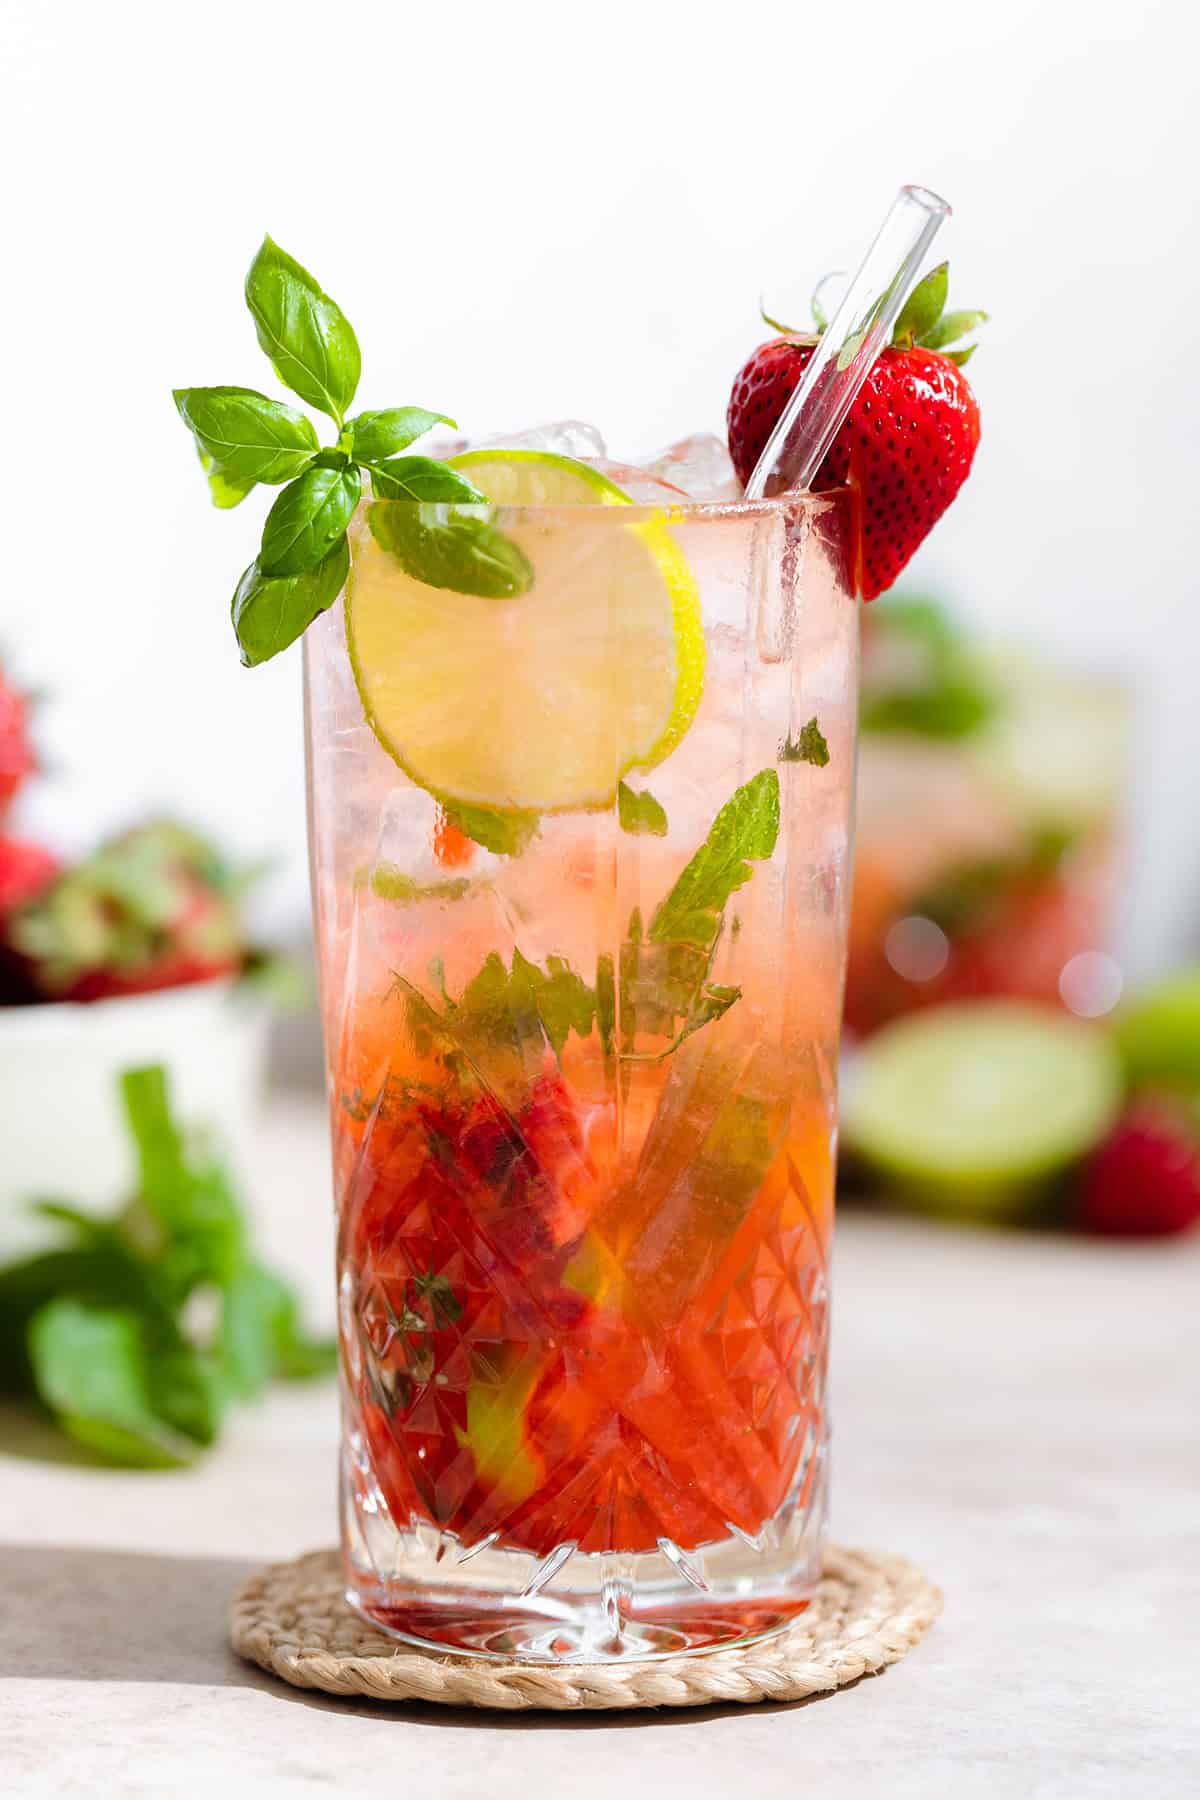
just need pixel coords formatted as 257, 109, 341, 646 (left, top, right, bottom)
842, 1001, 1123, 1217
345, 449, 703, 814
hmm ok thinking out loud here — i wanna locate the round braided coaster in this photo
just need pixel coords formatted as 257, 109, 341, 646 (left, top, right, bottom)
230, 1545, 941, 1712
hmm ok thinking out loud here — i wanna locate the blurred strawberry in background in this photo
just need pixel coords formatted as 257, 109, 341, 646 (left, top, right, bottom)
0, 660, 37, 821
1, 821, 246, 1005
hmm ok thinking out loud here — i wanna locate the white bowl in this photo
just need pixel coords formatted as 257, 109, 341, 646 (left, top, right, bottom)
0, 979, 271, 1256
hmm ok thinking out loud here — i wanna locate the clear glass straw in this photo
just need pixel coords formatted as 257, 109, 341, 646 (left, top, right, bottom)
744, 184, 951, 499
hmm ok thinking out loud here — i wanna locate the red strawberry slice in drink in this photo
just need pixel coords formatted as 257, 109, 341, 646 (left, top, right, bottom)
726, 264, 984, 599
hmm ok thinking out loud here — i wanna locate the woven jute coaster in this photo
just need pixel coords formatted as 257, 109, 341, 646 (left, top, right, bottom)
230, 1545, 941, 1712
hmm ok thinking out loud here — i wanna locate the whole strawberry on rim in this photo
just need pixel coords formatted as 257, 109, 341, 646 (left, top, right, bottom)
726, 263, 985, 599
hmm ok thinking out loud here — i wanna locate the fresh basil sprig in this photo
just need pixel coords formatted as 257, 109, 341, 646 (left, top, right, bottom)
173, 237, 525, 665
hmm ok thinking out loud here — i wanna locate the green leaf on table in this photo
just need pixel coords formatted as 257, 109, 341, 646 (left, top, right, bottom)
244, 236, 361, 424
120, 1064, 187, 1211
367, 500, 533, 600
27, 1299, 197, 1468
780, 717, 830, 767
147, 1337, 224, 1446
617, 781, 668, 836
0, 1245, 150, 1392
366, 457, 485, 504
259, 465, 361, 577
649, 768, 780, 949
173, 386, 319, 486
440, 799, 539, 857
892, 261, 948, 347
120, 1065, 244, 1291
232, 536, 350, 666
349, 408, 454, 463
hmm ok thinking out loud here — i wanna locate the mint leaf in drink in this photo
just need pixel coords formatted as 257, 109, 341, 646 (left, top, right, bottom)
780, 717, 829, 766
232, 536, 350, 667
366, 458, 486, 504
366, 863, 474, 905
618, 781, 668, 836
259, 465, 361, 577
650, 768, 780, 948
245, 237, 361, 424
173, 387, 319, 486
440, 799, 539, 856
28, 1299, 197, 1469
368, 499, 533, 600
350, 408, 454, 462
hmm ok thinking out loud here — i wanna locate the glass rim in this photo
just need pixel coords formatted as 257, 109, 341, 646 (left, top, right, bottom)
359, 487, 848, 524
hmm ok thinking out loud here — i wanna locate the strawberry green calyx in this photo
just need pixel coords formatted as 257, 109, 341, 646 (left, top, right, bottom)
886, 262, 987, 364
762, 262, 987, 367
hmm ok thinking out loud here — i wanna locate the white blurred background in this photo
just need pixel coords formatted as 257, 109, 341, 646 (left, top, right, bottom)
1, 0, 1196, 975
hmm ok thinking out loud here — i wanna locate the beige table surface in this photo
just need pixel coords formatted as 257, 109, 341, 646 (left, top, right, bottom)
2, 1097, 1197, 1799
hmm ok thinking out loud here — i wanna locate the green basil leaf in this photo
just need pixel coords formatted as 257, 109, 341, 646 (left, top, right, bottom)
27, 1298, 196, 1468
173, 386, 319, 484
350, 408, 454, 463
617, 782, 668, 837
891, 261, 948, 347
259, 465, 361, 577
367, 500, 533, 600
195, 445, 256, 509
232, 536, 350, 666
244, 236, 361, 424
366, 457, 485, 504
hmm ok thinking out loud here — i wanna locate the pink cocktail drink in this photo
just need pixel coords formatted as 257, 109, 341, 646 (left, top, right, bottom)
307, 493, 857, 1657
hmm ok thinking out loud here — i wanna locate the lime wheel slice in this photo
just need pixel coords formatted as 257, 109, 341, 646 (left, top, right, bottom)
345, 449, 703, 814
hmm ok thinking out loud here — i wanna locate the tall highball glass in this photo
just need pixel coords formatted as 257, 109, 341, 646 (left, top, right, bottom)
305, 490, 858, 1661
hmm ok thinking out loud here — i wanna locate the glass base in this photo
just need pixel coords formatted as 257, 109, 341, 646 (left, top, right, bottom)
349, 1582, 813, 1663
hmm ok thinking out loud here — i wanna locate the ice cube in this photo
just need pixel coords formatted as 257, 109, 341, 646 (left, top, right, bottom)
591, 459, 691, 504
643, 433, 743, 503
470, 420, 607, 460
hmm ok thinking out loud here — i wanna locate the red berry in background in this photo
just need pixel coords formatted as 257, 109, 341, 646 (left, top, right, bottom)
5, 819, 244, 1003
726, 263, 984, 600
0, 663, 37, 819
0, 837, 59, 917
1077, 1097, 1200, 1238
